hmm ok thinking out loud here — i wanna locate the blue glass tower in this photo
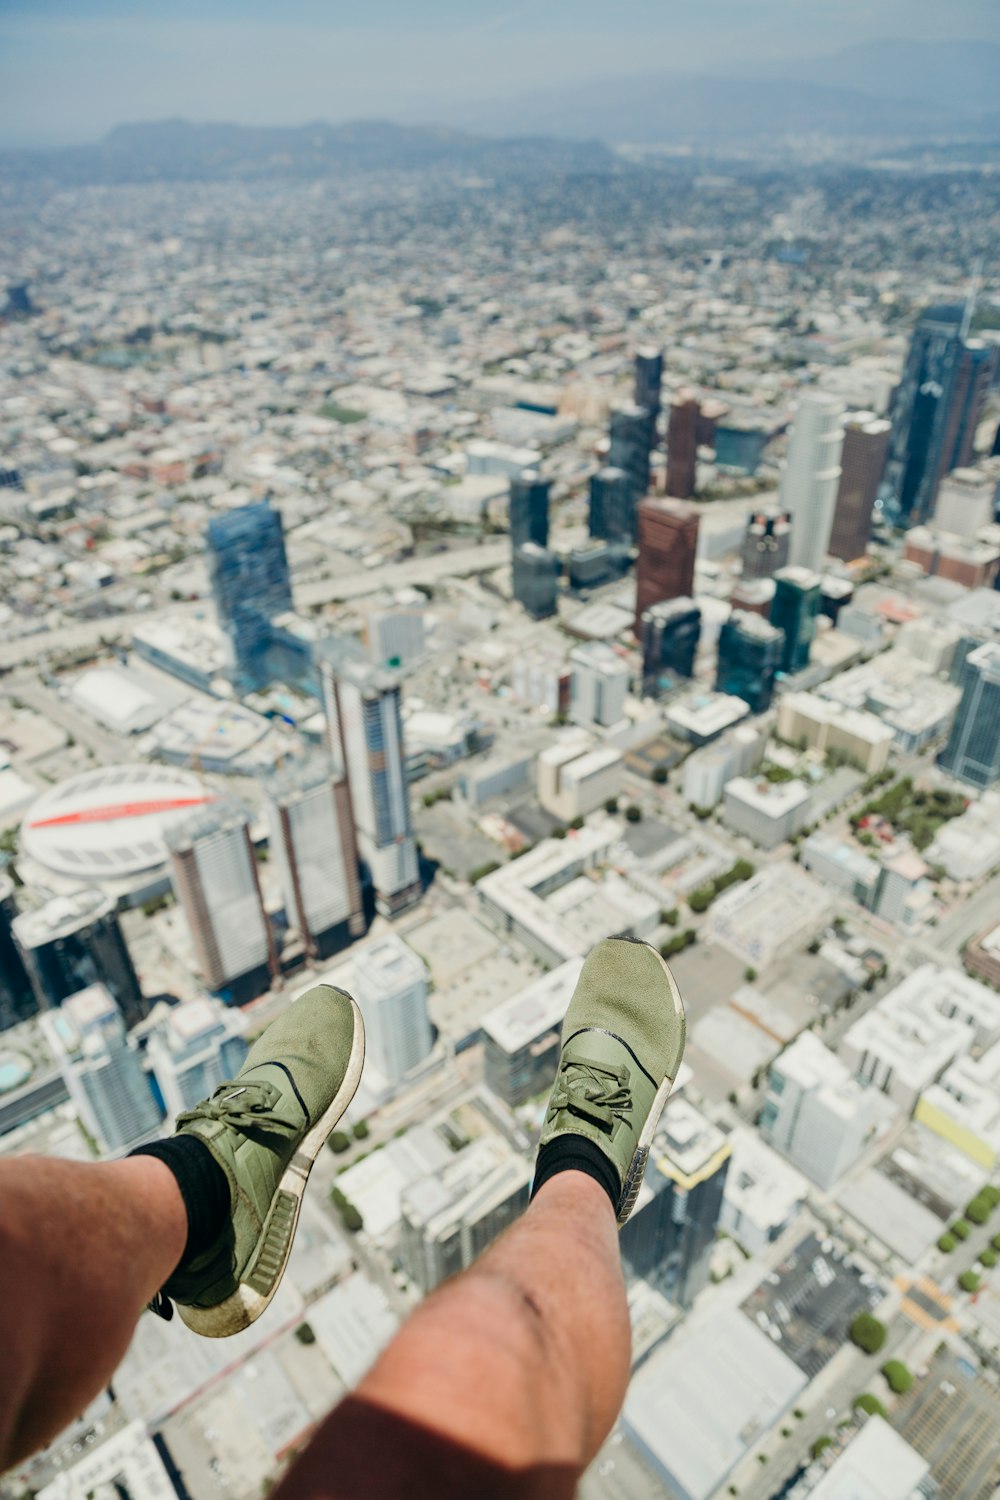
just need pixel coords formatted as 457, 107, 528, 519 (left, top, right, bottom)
588, 466, 633, 544
770, 566, 821, 675
509, 470, 550, 551
939, 642, 1000, 789
207, 502, 293, 689
608, 404, 656, 535
716, 611, 784, 713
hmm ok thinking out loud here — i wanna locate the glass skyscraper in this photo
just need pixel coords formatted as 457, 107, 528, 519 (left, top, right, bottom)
716, 611, 785, 713
642, 598, 701, 695
939, 642, 1000, 789
508, 470, 550, 551
770, 566, 821, 675
13, 889, 146, 1029
588, 466, 633, 545
0, 874, 36, 1033
608, 404, 656, 532
206, 501, 293, 689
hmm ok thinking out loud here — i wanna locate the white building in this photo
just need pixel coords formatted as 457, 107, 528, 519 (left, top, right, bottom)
780, 390, 845, 571
926, 790, 1000, 881
537, 733, 623, 822
933, 465, 998, 538
706, 865, 830, 971
801, 831, 880, 905
839, 964, 994, 1113
666, 691, 750, 747
351, 934, 433, 1084
759, 1032, 895, 1189
916, 1039, 1000, 1171
40, 984, 161, 1153
459, 749, 536, 807
166, 802, 276, 1002
322, 653, 420, 917
569, 642, 630, 729
38, 1420, 179, 1500
776, 691, 894, 774
722, 776, 812, 849
720, 1126, 809, 1256
681, 723, 765, 810
368, 599, 426, 668
805, 1419, 929, 1500
264, 757, 365, 959
146, 996, 249, 1119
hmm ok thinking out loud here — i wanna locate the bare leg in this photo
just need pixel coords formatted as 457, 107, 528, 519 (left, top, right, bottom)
280, 1172, 629, 1498
0, 1156, 187, 1468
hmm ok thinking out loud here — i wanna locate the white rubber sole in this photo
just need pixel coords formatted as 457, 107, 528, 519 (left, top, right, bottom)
179, 994, 366, 1339
616, 943, 687, 1225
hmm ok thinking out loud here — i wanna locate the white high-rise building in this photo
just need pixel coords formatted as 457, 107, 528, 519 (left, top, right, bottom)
265, 757, 365, 961
166, 803, 277, 1004
569, 642, 630, 729
146, 996, 249, 1119
40, 984, 161, 1153
322, 653, 420, 918
351, 934, 433, 1084
780, 391, 845, 571
368, 597, 427, 668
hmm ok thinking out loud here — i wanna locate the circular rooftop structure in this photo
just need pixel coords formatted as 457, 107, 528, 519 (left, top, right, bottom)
21, 764, 217, 884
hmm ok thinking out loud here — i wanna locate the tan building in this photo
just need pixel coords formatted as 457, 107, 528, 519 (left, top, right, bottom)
538, 733, 623, 823
777, 690, 894, 773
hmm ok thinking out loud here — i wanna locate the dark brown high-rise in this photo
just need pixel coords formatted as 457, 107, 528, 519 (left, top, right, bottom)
634, 498, 699, 633
828, 413, 891, 562
666, 392, 701, 499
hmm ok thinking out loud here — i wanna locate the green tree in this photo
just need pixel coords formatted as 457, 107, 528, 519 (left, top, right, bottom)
688, 886, 714, 913
937, 1233, 957, 1253
652, 766, 668, 784
569, 815, 585, 830
980, 1248, 998, 1268
661, 907, 679, 927
853, 1393, 888, 1420
605, 797, 619, 814
965, 1194, 993, 1225
849, 1312, 887, 1355
952, 1219, 971, 1240
744, 967, 757, 982
959, 1270, 981, 1294
624, 805, 642, 823
882, 1360, 913, 1395
810, 1436, 832, 1460
295, 1322, 316, 1345
328, 1130, 351, 1154
352, 1120, 370, 1141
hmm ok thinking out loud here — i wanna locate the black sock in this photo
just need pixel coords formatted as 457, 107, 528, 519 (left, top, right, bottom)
531, 1136, 620, 1213
130, 1136, 231, 1272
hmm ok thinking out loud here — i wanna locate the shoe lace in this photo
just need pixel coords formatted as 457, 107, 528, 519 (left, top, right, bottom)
548, 1055, 632, 1134
175, 1079, 299, 1138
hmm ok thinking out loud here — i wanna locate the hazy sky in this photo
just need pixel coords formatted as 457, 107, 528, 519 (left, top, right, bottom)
3, 0, 998, 148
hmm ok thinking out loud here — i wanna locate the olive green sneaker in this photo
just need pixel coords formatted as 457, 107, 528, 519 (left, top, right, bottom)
160, 984, 364, 1338
537, 937, 686, 1226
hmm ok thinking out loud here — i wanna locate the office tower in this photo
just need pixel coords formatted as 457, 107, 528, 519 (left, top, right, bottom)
588, 466, 633, 544
934, 466, 998, 538
264, 757, 365, 961
482, 959, 583, 1107
567, 540, 630, 591
40, 984, 161, 1153
13, 889, 145, 1029
939, 642, 1000, 789
770, 566, 821, 675
323, 653, 421, 918
0, 874, 36, 1032
570, 642, 630, 728
166, 803, 278, 1004
740, 507, 792, 580
780, 391, 844, 571
206, 501, 293, 689
512, 542, 559, 619
642, 597, 701, 695
619, 1100, 731, 1308
715, 419, 774, 475
351, 934, 432, 1083
665, 392, 700, 499
828, 413, 891, 562
400, 1136, 532, 1294
508, 469, 550, 551
759, 1033, 890, 1189
368, 601, 426, 668
146, 996, 249, 1119
820, 576, 853, 624
609, 404, 656, 519
884, 305, 999, 526
715, 611, 785, 713
634, 498, 699, 633
633, 347, 663, 422
537, 734, 623, 822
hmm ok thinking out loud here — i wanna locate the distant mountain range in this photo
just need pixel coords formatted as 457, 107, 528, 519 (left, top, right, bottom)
2, 39, 997, 186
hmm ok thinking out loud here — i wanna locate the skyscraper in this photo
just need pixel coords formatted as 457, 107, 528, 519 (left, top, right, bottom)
206, 501, 293, 689
166, 802, 278, 1004
40, 984, 161, 1153
770, 567, 821, 675
264, 757, 365, 961
883, 306, 999, 526
939, 642, 1000, 789
512, 542, 559, 620
666, 392, 700, 500
633, 347, 664, 423
351, 934, 433, 1083
609, 404, 656, 521
828, 413, 891, 563
323, 652, 420, 917
13, 889, 145, 1029
642, 597, 701, 695
588, 466, 633, 544
508, 470, 550, 551
146, 996, 249, 1119
634, 498, 699, 634
400, 1136, 531, 1294
740, 508, 792, 581
780, 391, 844, 571
716, 611, 785, 713
619, 1100, 731, 1308
569, 642, 630, 728
0, 874, 36, 1032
